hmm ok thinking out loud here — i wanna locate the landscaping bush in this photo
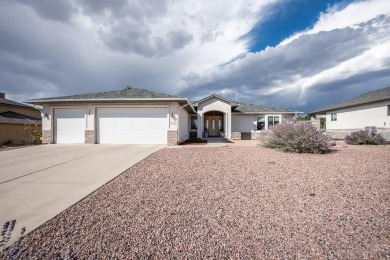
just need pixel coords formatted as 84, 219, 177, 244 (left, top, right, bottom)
19, 124, 41, 145
345, 130, 385, 145
260, 121, 332, 154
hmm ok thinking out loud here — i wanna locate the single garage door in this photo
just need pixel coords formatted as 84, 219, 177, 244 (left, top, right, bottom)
54, 108, 85, 144
97, 107, 168, 144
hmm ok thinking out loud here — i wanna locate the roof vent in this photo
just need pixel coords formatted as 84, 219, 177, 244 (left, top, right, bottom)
0, 92, 4, 99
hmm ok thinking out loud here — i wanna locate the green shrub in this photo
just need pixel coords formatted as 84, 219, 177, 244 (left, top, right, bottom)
260, 122, 332, 154
345, 130, 385, 145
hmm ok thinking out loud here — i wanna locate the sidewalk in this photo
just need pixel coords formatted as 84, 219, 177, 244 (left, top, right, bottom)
168, 139, 259, 148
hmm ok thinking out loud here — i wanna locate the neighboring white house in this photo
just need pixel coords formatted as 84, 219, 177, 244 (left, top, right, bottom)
311, 86, 390, 140
26, 88, 298, 145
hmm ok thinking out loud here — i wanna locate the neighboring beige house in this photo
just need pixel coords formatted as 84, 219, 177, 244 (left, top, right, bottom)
26, 88, 298, 145
0, 92, 42, 145
311, 86, 390, 140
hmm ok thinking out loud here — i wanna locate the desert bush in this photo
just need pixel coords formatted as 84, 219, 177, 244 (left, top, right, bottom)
19, 124, 41, 145
0, 220, 27, 259
260, 121, 332, 154
0, 219, 78, 259
345, 130, 385, 145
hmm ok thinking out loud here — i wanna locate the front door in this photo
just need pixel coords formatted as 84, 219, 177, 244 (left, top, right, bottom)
205, 116, 222, 137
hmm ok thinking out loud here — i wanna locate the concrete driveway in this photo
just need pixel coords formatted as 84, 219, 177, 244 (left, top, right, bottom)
0, 144, 165, 242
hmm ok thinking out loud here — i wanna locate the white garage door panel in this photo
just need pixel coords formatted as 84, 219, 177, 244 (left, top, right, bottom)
55, 108, 85, 144
97, 108, 168, 144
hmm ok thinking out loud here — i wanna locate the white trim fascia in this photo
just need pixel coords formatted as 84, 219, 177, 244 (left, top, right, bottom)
26, 98, 197, 113
310, 98, 390, 114
232, 111, 301, 115
26, 97, 188, 103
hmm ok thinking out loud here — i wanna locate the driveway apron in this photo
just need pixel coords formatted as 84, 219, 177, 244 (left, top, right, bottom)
0, 144, 165, 245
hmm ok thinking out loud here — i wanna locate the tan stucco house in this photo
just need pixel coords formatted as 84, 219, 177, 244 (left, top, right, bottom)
0, 92, 42, 145
26, 88, 298, 145
311, 86, 390, 140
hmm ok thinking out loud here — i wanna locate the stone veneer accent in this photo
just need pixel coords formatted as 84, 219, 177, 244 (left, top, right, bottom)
42, 130, 52, 144
85, 130, 96, 144
241, 132, 252, 140
232, 131, 261, 140
167, 130, 178, 145
326, 128, 390, 141
251, 132, 260, 140
231, 132, 241, 140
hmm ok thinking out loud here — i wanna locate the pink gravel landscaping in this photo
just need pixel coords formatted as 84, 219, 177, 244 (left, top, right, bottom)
5, 144, 390, 258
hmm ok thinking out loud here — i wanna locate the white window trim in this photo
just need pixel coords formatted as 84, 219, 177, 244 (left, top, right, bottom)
190, 115, 197, 131
256, 116, 265, 131
331, 112, 337, 121
267, 115, 281, 129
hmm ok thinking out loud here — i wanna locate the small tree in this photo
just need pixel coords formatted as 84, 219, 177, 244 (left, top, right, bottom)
294, 115, 311, 122
124, 85, 134, 90
320, 117, 326, 129
20, 124, 41, 145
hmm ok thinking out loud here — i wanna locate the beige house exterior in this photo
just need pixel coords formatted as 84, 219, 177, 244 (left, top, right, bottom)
26, 88, 298, 145
0, 92, 42, 145
311, 86, 390, 140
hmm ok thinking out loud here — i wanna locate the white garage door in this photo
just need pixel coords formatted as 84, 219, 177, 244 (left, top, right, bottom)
97, 107, 168, 144
55, 108, 85, 144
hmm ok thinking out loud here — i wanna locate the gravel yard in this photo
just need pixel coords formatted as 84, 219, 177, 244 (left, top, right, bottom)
6, 144, 390, 259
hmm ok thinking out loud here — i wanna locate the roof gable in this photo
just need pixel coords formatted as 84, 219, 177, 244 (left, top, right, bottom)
192, 94, 239, 107
311, 86, 390, 114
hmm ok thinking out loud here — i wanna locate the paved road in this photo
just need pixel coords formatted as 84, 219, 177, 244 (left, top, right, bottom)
0, 144, 165, 243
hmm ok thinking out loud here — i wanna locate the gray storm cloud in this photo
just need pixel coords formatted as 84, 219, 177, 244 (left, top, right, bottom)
180, 14, 390, 111
0, 0, 389, 113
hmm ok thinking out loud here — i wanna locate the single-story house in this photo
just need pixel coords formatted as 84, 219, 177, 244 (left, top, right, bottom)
0, 92, 42, 145
310, 86, 390, 140
26, 88, 298, 145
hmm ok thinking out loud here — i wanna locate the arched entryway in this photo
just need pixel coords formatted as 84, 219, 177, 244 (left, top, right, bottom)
204, 111, 224, 137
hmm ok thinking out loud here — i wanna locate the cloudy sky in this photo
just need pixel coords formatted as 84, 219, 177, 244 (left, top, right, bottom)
1, 0, 389, 112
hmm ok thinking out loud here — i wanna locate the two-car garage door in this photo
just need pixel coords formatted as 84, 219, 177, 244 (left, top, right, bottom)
97, 107, 168, 144
54, 107, 168, 144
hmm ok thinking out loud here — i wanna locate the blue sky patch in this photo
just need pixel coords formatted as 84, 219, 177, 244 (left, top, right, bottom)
248, 0, 354, 52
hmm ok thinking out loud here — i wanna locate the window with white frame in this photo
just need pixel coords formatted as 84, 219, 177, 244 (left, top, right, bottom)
257, 116, 265, 130
331, 113, 337, 121
268, 116, 280, 127
190, 115, 197, 130
387, 105, 390, 116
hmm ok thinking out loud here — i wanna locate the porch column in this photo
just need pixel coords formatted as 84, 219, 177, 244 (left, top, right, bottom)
224, 112, 227, 137
227, 111, 231, 138
197, 112, 203, 138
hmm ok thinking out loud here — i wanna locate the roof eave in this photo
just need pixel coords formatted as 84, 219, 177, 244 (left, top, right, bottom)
310, 97, 390, 114
179, 99, 197, 113
25, 97, 189, 104
0, 101, 38, 110
232, 111, 301, 114
25, 97, 197, 114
